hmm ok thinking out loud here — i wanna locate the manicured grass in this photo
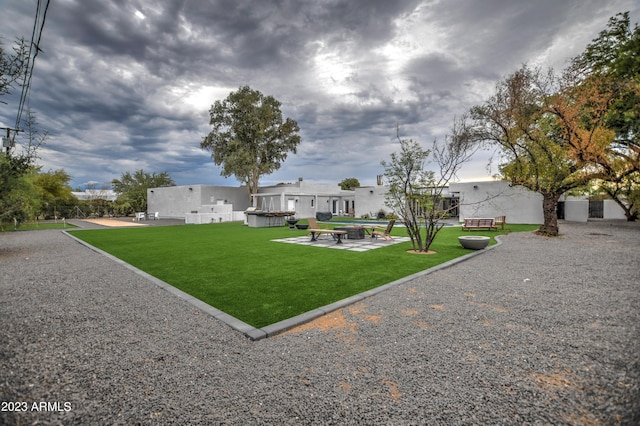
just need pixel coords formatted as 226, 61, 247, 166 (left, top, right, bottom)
69, 222, 537, 328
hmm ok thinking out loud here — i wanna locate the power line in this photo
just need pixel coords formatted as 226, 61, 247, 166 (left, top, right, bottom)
14, 0, 51, 134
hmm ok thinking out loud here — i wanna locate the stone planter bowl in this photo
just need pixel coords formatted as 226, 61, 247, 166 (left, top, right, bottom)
458, 236, 490, 250
296, 224, 309, 230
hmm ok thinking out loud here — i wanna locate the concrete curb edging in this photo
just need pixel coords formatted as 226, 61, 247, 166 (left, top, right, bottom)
63, 230, 503, 341
62, 231, 265, 339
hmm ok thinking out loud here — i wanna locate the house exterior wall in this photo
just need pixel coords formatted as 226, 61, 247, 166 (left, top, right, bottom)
562, 196, 589, 222
147, 185, 249, 219
198, 186, 251, 211
253, 180, 355, 219
354, 186, 388, 218
560, 196, 628, 222
450, 181, 544, 224
603, 199, 627, 219
147, 179, 630, 225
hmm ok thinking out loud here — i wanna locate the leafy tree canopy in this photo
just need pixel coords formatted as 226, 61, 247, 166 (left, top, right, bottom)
338, 177, 360, 190
201, 86, 301, 199
570, 11, 640, 220
471, 65, 615, 235
29, 169, 75, 218
571, 11, 640, 147
0, 109, 46, 227
112, 169, 175, 213
0, 154, 35, 227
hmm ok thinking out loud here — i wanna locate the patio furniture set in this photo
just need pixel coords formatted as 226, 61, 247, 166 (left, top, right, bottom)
306, 218, 395, 244
289, 215, 506, 250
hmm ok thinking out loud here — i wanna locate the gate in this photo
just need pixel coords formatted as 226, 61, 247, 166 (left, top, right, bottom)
588, 200, 604, 218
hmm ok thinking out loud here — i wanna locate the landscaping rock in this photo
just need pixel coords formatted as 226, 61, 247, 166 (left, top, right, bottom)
1, 221, 638, 424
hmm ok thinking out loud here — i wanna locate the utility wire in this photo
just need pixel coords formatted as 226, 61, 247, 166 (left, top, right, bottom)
14, 0, 51, 136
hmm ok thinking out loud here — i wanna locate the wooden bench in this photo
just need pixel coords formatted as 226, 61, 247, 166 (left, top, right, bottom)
462, 218, 497, 231
309, 229, 348, 244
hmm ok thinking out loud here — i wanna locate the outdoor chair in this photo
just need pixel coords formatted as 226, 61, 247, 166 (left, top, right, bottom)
306, 217, 347, 243
306, 217, 326, 231
494, 215, 506, 230
371, 219, 395, 241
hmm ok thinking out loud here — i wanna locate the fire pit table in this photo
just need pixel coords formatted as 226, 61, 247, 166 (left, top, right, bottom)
334, 226, 365, 240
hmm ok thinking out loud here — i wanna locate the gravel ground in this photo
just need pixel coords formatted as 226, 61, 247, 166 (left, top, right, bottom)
1, 221, 638, 425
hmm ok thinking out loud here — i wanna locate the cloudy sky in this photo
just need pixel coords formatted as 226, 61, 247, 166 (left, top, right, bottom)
1, 0, 637, 189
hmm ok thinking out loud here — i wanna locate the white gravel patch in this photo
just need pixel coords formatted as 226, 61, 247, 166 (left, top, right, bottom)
1, 221, 638, 424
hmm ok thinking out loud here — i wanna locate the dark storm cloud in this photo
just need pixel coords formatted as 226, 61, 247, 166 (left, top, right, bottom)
0, 0, 637, 188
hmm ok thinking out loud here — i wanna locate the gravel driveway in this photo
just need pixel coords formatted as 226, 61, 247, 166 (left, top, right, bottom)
1, 221, 638, 425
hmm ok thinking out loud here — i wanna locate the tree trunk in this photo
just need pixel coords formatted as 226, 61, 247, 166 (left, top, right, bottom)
423, 221, 438, 252
406, 221, 423, 251
538, 191, 561, 236
614, 198, 637, 221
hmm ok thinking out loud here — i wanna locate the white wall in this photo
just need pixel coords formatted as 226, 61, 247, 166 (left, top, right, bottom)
354, 186, 388, 218
603, 200, 628, 220
147, 185, 249, 219
450, 181, 544, 224
185, 203, 237, 224
254, 180, 355, 219
561, 196, 629, 222
563, 197, 589, 222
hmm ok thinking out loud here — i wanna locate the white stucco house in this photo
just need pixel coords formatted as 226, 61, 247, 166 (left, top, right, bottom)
452, 181, 628, 223
451, 181, 544, 224
147, 178, 629, 225
146, 179, 355, 224
251, 178, 355, 219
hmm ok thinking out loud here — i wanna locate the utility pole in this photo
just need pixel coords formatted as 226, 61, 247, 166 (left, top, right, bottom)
1, 127, 19, 154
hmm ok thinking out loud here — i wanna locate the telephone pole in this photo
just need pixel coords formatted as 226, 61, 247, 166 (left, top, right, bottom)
1, 126, 20, 154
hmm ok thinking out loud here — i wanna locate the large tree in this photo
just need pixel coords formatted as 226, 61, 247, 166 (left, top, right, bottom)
1, 39, 31, 228
338, 177, 360, 190
0, 154, 35, 227
201, 86, 301, 200
570, 12, 639, 146
0, 109, 47, 228
570, 12, 640, 220
471, 65, 614, 236
29, 169, 76, 219
112, 169, 175, 213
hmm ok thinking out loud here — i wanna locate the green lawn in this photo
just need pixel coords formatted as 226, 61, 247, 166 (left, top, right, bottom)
69, 222, 537, 328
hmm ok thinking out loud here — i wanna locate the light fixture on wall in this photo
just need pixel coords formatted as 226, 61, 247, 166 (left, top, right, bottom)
189, 187, 193, 191
369, 190, 374, 194
473, 185, 478, 190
